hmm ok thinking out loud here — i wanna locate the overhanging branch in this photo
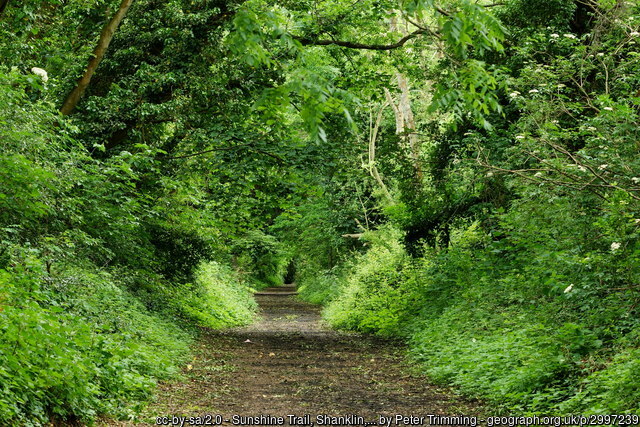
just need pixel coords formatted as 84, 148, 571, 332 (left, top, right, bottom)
296, 28, 427, 51
167, 143, 285, 164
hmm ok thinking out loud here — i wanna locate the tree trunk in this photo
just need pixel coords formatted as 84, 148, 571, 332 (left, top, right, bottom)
368, 105, 394, 203
60, 0, 134, 115
385, 76, 422, 183
387, 17, 423, 183
396, 73, 422, 182
0, 0, 9, 18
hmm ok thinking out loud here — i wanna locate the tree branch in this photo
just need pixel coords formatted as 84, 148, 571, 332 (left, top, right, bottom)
296, 29, 427, 51
296, 2, 501, 51
167, 143, 285, 164
366, 104, 394, 202
60, 0, 135, 115
166, 145, 251, 159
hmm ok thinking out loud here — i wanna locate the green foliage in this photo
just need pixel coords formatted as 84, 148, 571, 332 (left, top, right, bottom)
310, 214, 640, 414
559, 347, 640, 414
3, 0, 640, 420
323, 227, 422, 336
0, 61, 256, 424
430, 60, 505, 130
0, 264, 191, 425
232, 230, 288, 288
297, 268, 343, 305
439, 1, 506, 58
497, 0, 576, 31
229, 6, 356, 142
254, 0, 639, 414
149, 226, 213, 282
0, 69, 58, 227
405, 234, 640, 415
178, 261, 257, 328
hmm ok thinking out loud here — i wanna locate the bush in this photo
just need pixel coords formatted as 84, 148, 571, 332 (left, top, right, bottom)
0, 263, 192, 425
303, 216, 640, 415
559, 346, 640, 414
297, 267, 344, 304
180, 261, 257, 328
322, 227, 424, 336
232, 230, 288, 288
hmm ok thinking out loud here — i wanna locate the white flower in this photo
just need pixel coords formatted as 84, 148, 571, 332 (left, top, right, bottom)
486, 172, 494, 177
587, 126, 597, 131
635, 219, 640, 224
515, 135, 525, 140
550, 33, 560, 38
564, 284, 574, 293
611, 242, 621, 251
529, 89, 540, 93
631, 177, 640, 184
551, 120, 559, 124
557, 84, 566, 88
598, 164, 608, 170
603, 107, 614, 111
563, 33, 577, 39
509, 91, 521, 98
31, 67, 48, 82
597, 52, 605, 57
578, 166, 587, 172
631, 31, 640, 37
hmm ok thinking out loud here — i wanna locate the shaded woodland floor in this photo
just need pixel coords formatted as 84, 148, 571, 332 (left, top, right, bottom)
99, 285, 480, 426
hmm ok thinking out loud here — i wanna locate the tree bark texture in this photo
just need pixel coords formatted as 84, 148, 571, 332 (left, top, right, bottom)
385, 75, 423, 183
60, 0, 134, 115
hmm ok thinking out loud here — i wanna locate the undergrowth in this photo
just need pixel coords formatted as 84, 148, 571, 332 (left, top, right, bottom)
0, 257, 256, 425
0, 262, 189, 424
298, 222, 640, 415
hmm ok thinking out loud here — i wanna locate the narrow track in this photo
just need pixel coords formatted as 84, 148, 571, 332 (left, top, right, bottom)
100, 285, 480, 426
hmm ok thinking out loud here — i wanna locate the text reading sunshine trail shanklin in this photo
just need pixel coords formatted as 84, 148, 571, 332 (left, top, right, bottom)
156, 413, 640, 427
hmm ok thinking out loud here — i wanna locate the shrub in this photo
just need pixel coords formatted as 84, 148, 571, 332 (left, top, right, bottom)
232, 230, 288, 288
323, 227, 424, 336
180, 261, 257, 328
0, 264, 192, 425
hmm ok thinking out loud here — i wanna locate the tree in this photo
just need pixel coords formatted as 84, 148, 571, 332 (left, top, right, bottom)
60, 0, 135, 115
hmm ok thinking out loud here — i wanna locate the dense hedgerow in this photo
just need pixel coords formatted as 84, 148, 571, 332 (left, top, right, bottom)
0, 258, 257, 425
0, 263, 190, 424
300, 220, 640, 415
322, 227, 422, 336
0, 69, 258, 425
182, 261, 258, 328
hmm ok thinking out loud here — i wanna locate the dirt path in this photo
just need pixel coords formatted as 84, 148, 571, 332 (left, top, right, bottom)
102, 285, 480, 426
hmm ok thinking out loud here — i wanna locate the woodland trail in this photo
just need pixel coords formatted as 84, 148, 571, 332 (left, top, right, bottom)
100, 285, 480, 426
